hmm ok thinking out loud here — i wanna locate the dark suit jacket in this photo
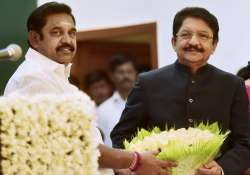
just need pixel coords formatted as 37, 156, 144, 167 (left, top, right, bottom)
111, 61, 250, 175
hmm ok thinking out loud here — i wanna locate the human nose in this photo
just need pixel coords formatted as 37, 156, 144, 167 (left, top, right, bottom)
188, 34, 201, 45
61, 33, 72, 44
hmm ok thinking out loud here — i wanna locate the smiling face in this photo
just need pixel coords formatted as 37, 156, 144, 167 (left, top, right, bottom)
172, 17, 218, 72
28, 13, 77, 64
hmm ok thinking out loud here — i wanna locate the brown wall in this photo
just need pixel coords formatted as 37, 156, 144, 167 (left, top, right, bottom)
71, 41, 151, 90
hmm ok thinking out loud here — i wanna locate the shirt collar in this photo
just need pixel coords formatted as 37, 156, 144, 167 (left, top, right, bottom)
25, 48, 72, 78
174, 60, 211, 75
112, 91, 126, 103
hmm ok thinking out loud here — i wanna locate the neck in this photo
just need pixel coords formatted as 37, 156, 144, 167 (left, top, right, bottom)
190, 65, 201, 74
117, 89, 130, 100
179, 61, 207, 74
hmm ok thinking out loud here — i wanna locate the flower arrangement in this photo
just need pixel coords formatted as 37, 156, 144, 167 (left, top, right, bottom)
0, 94, 100, 175
124, 123, 230, 175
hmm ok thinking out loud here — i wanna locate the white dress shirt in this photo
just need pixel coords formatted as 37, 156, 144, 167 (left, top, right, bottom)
4, 48, 79, 96
97, 91, 126, 146
4, 48, 114, 175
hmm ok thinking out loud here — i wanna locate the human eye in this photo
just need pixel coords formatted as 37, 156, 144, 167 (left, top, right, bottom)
69, 29, 76, 38
179, 32, 191, 39
50, 29, 62, 37
198, 33, 211, 41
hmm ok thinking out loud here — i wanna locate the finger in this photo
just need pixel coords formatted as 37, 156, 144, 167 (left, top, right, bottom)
197, 166, 218, 175
157, 160, 177, 168
197, 167, 211, 175
203, 161, 216, 169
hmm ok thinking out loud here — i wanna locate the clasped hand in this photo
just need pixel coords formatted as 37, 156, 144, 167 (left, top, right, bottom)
195, 161, 222, 175
136, 151, 176, 175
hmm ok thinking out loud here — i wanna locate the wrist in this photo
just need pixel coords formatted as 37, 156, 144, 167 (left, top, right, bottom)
129, 152, 141, 172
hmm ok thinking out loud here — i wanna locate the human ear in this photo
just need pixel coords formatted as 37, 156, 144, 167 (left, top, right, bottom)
211, 41, 218, 54
171, 37, 177, 52
28, 31, 41, 49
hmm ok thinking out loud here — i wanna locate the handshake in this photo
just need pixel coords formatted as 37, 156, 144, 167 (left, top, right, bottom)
112, 150, 177, 175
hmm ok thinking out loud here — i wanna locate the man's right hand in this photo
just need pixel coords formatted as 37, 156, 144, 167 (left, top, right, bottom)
135, 151, 177, 175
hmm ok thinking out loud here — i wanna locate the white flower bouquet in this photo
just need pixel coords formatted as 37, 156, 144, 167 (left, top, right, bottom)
124, 123, 230, 175
0, 94, 100, 175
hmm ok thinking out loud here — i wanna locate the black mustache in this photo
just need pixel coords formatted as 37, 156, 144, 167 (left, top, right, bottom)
56, 44, 75, 52
184, 46, 204, 52
121, 78, 131, 83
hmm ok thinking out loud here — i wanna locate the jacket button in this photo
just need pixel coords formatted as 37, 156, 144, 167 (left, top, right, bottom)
188, 118, 193, 123
188, 98, 194, 103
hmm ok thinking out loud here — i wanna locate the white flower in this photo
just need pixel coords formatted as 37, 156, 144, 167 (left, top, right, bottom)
0, 94, 100, 175
125, 123, 229, 175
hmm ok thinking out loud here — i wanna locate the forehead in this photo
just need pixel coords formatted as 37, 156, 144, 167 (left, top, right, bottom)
44, 13, 75, 30
179, 17, 213, 33
115, 62, 135, 71
91, 80, 109, 88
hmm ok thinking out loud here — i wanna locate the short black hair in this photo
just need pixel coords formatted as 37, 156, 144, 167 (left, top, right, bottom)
173, 7, 219, 44
85, 70, 111, 89
109, 54, 137, 72
27, 1, 75, 39
237, 63, 250, 80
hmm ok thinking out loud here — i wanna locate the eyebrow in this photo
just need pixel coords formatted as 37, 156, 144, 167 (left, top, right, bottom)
180, 29, 211, 34
50, 27, 61, 30
71, 27, 77, 32
50, 26, 77, 31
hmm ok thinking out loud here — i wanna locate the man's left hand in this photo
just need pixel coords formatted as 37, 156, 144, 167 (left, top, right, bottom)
195, 161, 222, 175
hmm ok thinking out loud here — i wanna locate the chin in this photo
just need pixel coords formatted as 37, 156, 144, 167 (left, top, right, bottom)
61, 57, 73, 64
187, 58, 203, 62
184, 55, 204, 62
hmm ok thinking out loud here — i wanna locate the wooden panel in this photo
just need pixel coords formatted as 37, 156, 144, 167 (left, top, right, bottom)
76, 22, 158, 68
71, 41, 150, 90
71, 22, 157, 91
77, 23, 156, 41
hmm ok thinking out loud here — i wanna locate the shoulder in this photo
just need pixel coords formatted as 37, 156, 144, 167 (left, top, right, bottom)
4, 61, 45, 95
8, 59, 45, 83
96, 95, 115, 121
97, 95, 115, 112
138, 64, 175, 82
210, 65, 243, 85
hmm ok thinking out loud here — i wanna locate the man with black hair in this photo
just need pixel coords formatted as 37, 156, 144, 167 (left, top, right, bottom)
97, 54, 137, 146
237, 62, 250, 83
237, 63, 250, 113
85, 70, 113, 106
4, 2, 174, 175
111, 7, 250, 175
5, 1, 77, 95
